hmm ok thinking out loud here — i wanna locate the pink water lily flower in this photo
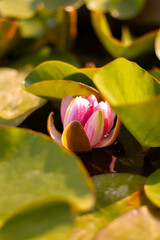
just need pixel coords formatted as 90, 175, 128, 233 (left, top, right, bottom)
47, 95, 121, 152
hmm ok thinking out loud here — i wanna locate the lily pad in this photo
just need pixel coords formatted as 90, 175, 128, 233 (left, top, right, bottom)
92, 173, 146, 208
93, 58, 160, 147
91, 12, 157, 59
25, 80, 102, 102
0, 0, 83, 19
0, 127, 95, 222
144, 168, 160, 208
10, 47, 81, 70
95, 206, 160, 240
0, 68, 46, 126
86, 0, 146, 19
70, 211, 107, 240
0, 201, 73, 240
24, 61, 95, 88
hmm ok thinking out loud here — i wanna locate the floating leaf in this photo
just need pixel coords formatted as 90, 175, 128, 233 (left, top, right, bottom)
95, 206, 160, 240
10, 47, 81, 70
70, 211, 107, 240
86, 0, 147, 19
0, 0, 83, 19
70, 174, 147, 240
91, 12, 157, 59
92, 173, 146, 208
0, 201, 73, 240
0, 126, 95, 222
0, 68, 46, 126
144, 168, 160, 208
25, 80, 102, 102
24, 61, 95, 88
93, 58, 160, 147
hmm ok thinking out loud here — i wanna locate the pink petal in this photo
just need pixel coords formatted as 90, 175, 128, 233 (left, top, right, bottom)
84, 110, 104, 147
64, 96, 92, 128
60, 95, 73, 125
87, 95, 98, 108
94, 101, 111, 136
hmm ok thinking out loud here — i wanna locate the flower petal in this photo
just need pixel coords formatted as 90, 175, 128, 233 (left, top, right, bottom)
94, 117, 121, 148
94, 101, 111, 136
64, 96, 92, 128
62, 120, 91, 152
87, 94, 98, 108
47, 112, 62, 146
84, 110, 104, 147
60, 95, 73, 125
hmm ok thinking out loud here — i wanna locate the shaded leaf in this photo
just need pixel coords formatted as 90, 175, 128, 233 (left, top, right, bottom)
0, 68, 46, 126
0, 19, 19, 59
0, 201, 73, 240
91, 12, 157, 59
10, 47, 81, 70
93, 58, 160, 147
92, 173, 146, 208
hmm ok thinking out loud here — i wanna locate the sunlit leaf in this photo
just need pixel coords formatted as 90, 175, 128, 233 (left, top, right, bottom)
24, 61, 95, 88
0, 127, 95, 222
25, 80, 102, 102
0, 68, 46, 126
86, 0, 147, 19
70, 211, 107, 240
95, 206, 160, 240
91, 12, 157, 59
93, 58, 160, 147
0, 0, 83, 19
144, 168, 160, 208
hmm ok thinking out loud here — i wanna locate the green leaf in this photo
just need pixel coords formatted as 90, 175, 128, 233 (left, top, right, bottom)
95, 206, 160, 240
0, 19, 19, 59
25, 80, 102, 102
0, 201, 73, 240
70, 211, 107, 240
70, 174, 147, 240
91, 12, 157, 59
24, 60, 96, 88
0, 0, 83, 19
0, 68, 46, 126
10, 47, 81, 70
92, 173, 146, 208
86, 0, 146, 19
144, 168, 160, 208
93, 58, 160, 147
0, 127, 95, 222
